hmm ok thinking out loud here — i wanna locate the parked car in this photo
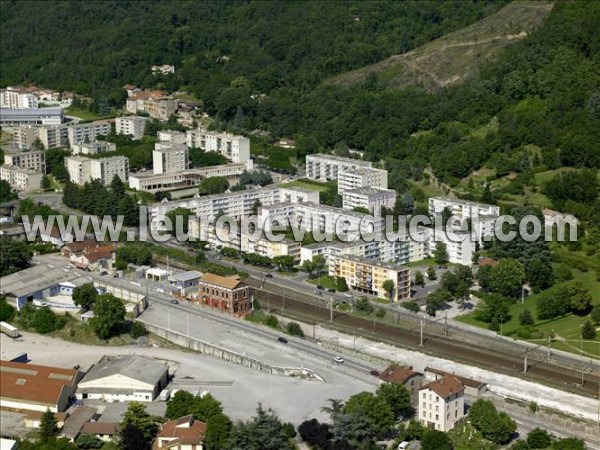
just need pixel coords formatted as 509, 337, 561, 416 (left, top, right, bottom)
278, 337, 288, 344
333, 356, 344, 363
343, 292, 353, 298
398, 441, 411, 450
370, 369, 381, 377
327, 288, 336, 293
316, 285, 324, 290
170, 299, 179, 305
265, 273, 273, 278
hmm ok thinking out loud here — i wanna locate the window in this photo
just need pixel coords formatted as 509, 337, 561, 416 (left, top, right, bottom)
422, 402, 426, 409
435, 414, 439, 421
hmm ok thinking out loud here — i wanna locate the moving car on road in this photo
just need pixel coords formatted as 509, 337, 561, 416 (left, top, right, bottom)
277, 337, 288, 344
333, 356, 344, 363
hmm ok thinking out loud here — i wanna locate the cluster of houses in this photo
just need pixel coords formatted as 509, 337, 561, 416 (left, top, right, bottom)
0, 355, 207, 449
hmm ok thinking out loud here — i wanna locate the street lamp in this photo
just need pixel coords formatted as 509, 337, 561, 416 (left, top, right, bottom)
580, 324, 584, 386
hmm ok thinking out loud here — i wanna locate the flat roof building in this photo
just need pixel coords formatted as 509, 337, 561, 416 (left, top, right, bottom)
0, 165, 43, 191
3, 149, 46, 172
0, 107, 63, 126
342, 187, 396, 214
65, 155, 129, 185
338, 166, 388, 193
305, 153, 371, 182
71, 141, 116, 155
186, 128, 250, 163
115, 115, 150, 140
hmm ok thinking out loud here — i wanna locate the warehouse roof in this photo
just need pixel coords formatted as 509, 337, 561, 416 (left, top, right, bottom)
78, 355, 167, 387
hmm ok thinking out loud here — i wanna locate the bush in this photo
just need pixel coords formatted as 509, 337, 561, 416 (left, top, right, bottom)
376, 307, 386, 318
286, 321, 304, 337
519, 309, 534, 326
355, 297, 374, 315
529, 330, 543, 339
581, 320, 596, 339
264, 314, 279, 328
527, 427, 552, 449
130, 321, 148, 338
402, 301, 420, 313
517, 328, 531, 339
0, 296, 16, 322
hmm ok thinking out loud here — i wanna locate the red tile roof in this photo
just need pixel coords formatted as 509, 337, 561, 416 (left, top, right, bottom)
380, 365, 420, 384
421, 375, 464, 399
81, 421, 120, 436
424, 367, 485, 389
157, 415, 206, 447
0, 360, 80, 407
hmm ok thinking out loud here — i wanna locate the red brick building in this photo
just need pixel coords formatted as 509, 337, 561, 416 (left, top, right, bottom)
197, 273, 252, 317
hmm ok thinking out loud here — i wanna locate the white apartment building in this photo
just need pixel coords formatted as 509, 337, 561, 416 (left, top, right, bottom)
125, 90, 178, 120
338, 166, 388, 193
65, 156, 129, 185
342, 187, 396, 214
429, 196, 499, 218
3, 150, 46, 172
0, 87, 38, 109
419, 227, 475, 266
418, 376, 465, 432
150, 186, 319, 229
71, 141, 116, 155
305, 154, 372, 181
186, 128, 251, 163
37, 125, 69, 149
258, 201, 384, 238
157, 130, 186, 145
67, 120, 111, 145
115, 116, 150, 140
153, 144, 188, 175
0, 165, 43, 191
0, 108, 63, 127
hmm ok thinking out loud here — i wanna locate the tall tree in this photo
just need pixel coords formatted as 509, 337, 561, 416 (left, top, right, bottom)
376, 382, 411, 417
72, 283, 98, 310
39, 408, 59, 442
120, 402, 158, 449
90, 293, 126, 339
382, 279, 395, 301
433, 242, 449, 265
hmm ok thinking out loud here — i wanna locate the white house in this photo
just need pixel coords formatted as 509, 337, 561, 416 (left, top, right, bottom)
418, 375, 465, 432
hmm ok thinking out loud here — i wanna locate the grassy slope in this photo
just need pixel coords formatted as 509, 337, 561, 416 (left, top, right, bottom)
327, 1, 554, 91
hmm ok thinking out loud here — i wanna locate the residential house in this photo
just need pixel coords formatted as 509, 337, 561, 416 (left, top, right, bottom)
418, 375, 465, 432
155, 415, 206, 450
61, 239, 102, 257
80, 422, 120, 442
168, 271, 202, 296
40, 226, 73, 247
70, 245, 116, 271
380, 365, 424, 405
423, 367, 487, 397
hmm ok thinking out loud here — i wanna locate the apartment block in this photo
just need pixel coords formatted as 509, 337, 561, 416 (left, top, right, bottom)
150, 186, 319, 229
186, 128, 250, 163
0, 165, 43, 191
305, 154, 371, 181
0, 87, 38, 109
258, 201, 384, 238
338, 166, 388, 193
330, 254, 411, 302
429, 196, 499, 218
125, 90, 178, 120
67, 120, 111, 145
65, 156, 129, 185
37, 125, 69, 149
12, 125, 38, 150
418, 376, 465, 432
157, 130, 187, 145
115, 116, 150, 140
71, 141, 116, 155
0, 108, 63, 127
342, 187, 396, 214
4, 150, 46, 172
153, 144, 188, 175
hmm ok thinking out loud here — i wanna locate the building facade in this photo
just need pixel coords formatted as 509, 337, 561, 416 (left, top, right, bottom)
153, 144, 189, 174
196, 273, 252, 317
0, 87, 38, 109
37, 125, 69, 149
67, 120, 111, 145
305, 154, 372, 181
0, 165, 43, 191
330, 255, 411, 302
0, 108, 63, 126
3, 150, 46, 172
342, 187, 396, 214
115, 115, 150, 140
186, 128, 251, 163
71, 141, 116, 155
418, 376, 465, 432
337, 167, 388, 193
65, 156, 129, 185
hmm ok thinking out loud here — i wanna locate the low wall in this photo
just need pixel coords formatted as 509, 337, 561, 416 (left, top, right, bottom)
137, 318, 322, 381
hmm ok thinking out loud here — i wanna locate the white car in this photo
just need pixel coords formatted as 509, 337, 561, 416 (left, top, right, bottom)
343, 292, 353, 298
398, 441, 410, 450
333, 356, 344, 363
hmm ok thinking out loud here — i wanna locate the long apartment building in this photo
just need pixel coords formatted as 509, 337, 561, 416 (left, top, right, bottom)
338, 166, 388, 193
129, 161, 253, 193
37, 125, 69, 149
186, 128, 251, 163
305, 154, 372, 181
342, 187, 396, 214
429, 196, 499, 241
3, 150, 46, 172
0, 165, 43, 191
67, 120, 111, 145
65, 155, 129, 185
150, 186, 319, 229
258, 201, 384, 237
115, 115, 150, 140
13, 125, 38, 150
0, 108, 63, 127
71, 141, 116, 155
330, 254, 411, 302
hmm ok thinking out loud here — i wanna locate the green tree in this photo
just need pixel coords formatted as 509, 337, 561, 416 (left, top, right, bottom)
0, 295, 16, 322
489, 259, 525, 298
130, 321, 148, 338
90, 293, 126, 339
39, 408, 60, 442
427, 266, 437, 281
166, 390, 198, 419
382, 279, 395, 301
0, 236, 32, 276
422, 430, 453, 450
166, 207, 194, 235
414, 271, 425, 287
355, 297, 374, 315
519, 309, 534, 326
119, 422, 148, 450
591, 306, 600, 324
72, 283, 98, 310
33, 307, 61, 334
402, 301, 420, 313
468, 399, 515, 445
286, 321, 304, 337
343, 391, 394, 435
552, 437, 586, 450
273, 255, 295, 272
199, 177, 229, 195
205, 413, 232, 450
376, 381, 411, 417
566, 281, 592, 314
120, 402, 158, 449
433, 242, 449, 265
526, 427, 552, 449
74, 433, 104, 449
0, 179, 17, 202
41, 175, 52, 190
336, 276, 349, 292
581, 320, 596, 339
301, 259, 316, 278
312, 255, 326, 280
227, 404, 294, 450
